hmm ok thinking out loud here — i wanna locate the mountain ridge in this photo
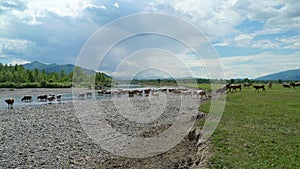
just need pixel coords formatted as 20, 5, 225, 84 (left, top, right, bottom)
23, 61, 96, 74
256, 68, 300, 80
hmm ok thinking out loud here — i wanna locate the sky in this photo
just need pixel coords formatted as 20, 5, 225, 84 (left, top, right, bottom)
0, 0, 299, 79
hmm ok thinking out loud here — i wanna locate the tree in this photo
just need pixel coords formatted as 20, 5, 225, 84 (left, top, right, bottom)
28, 71, 35, 82
243, 78, 250, 83
230, 78, 235, 84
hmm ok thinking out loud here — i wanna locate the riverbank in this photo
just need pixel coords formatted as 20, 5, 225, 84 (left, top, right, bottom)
0, 91, 209, 168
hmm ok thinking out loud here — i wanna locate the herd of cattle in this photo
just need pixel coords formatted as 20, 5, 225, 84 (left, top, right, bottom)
77, 88, 208, 100
3, 81, 300, 109
4, 94, 61, 109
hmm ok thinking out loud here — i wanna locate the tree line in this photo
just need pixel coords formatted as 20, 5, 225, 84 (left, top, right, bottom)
0, 63, 112, 88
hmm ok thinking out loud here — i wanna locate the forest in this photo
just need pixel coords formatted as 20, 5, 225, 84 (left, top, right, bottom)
0, 63, 112, 88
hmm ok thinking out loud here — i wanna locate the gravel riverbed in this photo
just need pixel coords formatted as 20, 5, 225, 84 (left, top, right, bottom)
0, 88, 210, 168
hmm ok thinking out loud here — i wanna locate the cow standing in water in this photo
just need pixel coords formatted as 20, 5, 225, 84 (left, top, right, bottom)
5, 98, 14, 109
21, 95, 32, 102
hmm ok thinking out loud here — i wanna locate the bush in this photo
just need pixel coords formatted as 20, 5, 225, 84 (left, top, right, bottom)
40, 80, 47, 87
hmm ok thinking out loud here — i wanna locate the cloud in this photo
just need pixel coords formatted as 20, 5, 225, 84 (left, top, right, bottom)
0, 0, 299, 79
8, 58, 30, 65
114, 2, 120, 8
220, 52, 300, 78
145, 0, 299, 50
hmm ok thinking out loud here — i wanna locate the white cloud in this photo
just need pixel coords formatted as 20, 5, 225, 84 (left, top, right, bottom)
146, 0, 299, 50
8, 58, 30, 65
114, 2, 120, 8
220, 52, 300, 78
100, 5, 107, 10
4, 0, 99, 25
251, 40, 280, 49
0, 38, 31, 53
278, 36, 300, 50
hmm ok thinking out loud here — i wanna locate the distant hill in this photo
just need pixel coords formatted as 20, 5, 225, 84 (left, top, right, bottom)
256, 68, 300, 80
23, 61, 96, 75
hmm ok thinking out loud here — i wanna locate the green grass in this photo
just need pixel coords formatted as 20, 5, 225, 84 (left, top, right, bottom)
200, 84, 300, 168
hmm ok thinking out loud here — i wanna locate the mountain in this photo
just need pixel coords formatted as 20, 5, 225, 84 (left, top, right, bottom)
256, 68, 300, 80
23, 61, 95, 74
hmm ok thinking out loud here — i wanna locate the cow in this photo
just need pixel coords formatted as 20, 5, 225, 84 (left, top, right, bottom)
5, 98, 14, 109
195, 90, 207, 99
290, 82, 300, 88
21, 95, 32, 102
86, 92, 92, 98
37, 95, 48, 102
229, 84, 242, 92
78, 93, 85, 100
253, 84, 265, 92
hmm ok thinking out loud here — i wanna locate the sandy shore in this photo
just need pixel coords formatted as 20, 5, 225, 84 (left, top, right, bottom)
0, 88, 209, 168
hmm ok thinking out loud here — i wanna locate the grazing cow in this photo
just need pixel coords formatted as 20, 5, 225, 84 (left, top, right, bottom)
86, 92, 92, 98
5, 98, 14, 109
21, 95, 32, 102
267, 82, 272, 89
78, 93, 85, 99
253, 84, 265, 92
229, 84, 242, 92
37, 95, 48, 102
290, 82, 300, 88
282, 83, 291, 88
162, 88, 168, 92
196, 90, 207, 99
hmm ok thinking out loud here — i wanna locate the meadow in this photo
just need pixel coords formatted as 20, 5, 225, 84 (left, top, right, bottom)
199, 84, 300, 168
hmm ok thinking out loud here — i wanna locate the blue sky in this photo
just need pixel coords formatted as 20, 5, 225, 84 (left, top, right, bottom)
0, 0, 299, 79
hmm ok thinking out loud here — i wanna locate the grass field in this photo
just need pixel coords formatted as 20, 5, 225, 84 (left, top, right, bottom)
200, 84, 300, 168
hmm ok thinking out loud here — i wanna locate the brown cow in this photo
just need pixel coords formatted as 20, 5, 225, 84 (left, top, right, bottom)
290, 82, 300, 88
47, 95, 56, 103
144, 89, 151, 96
253, 84, 265, 92
267, 82, 272, 89
128, 90, 135, 97
5, 98, 14, 109
229, 84, 242, 92
37, 95, 48, 102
